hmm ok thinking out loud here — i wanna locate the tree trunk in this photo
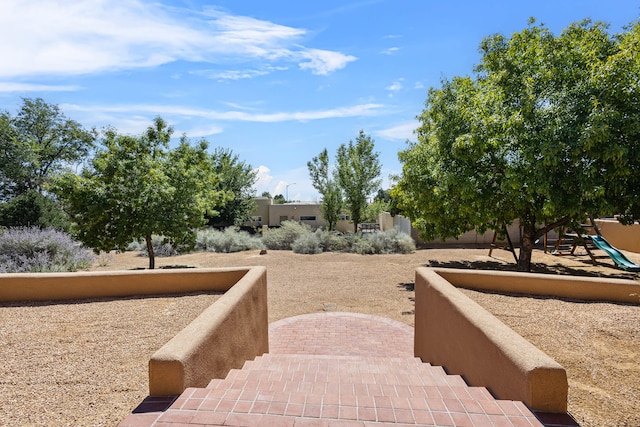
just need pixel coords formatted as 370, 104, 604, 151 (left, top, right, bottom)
145, 234, 155, 270
517, 224, 536, 272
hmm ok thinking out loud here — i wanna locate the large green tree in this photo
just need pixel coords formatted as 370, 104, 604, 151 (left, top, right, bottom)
53, 117, 220, 269
393, 19, 640, 271
336, 131, 382, 232
0, 98, 95, 228
0, 98, 96, 199
206, 148, 257, 227
307, 148, 343, 231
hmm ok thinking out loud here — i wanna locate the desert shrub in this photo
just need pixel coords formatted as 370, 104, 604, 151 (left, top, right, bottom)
0, 226, 94, 272
196, 227, 264, 253
262, 220, 312, 250
351, 228, 415, 255
292, 233, 323, 254
314, 229, 351, 252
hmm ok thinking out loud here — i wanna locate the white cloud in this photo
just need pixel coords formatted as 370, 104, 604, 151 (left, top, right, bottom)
376, 121, 419, 141
298, 49, 357, 75
386, 79, 403, 92
0, 1, 355, 78
0, 82, 81, 92
254, 167, 318, 201
381, 47, 399, 55
414, 81, 425, 89
254, 165, 274, 195
179, 124, 224, 138
62, 102, 385, 125
191, 65, 288, 81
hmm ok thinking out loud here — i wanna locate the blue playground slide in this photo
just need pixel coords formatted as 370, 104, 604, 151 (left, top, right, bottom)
589, 235, 640, 272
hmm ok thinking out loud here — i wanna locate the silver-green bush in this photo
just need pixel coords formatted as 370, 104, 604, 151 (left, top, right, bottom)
262, 221, 312, 250
196, 228, 264, 253
0, 227, 94, 273
291, 233, 323, 254
351, 228, 415, 255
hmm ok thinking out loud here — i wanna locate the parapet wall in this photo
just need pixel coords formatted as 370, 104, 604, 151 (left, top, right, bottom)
0, 267, 269, 396
432, 267, 640, 305
149, 267, 268, 395
414, 268, 569, 413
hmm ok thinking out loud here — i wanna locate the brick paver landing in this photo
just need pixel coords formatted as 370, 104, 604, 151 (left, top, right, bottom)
119, 312, 576, 427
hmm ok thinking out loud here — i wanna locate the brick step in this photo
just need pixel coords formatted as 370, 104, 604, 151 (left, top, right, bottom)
166, 353, 537, 426
202, 354, 494, 403
208, 355, 464, 388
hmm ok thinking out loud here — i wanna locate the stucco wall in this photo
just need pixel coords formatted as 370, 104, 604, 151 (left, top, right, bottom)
414, 268, 568, 413
0, 267, 269, 397
595, 218, 640, 253
149, 266, 268, 395
432, 267, 640, 305
0, 268, 250, 302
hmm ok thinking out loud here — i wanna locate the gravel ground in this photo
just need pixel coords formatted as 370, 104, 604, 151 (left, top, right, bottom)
0, 247, 638, 426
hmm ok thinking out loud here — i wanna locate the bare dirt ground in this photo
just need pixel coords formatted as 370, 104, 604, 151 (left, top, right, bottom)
0, 247, 638, 426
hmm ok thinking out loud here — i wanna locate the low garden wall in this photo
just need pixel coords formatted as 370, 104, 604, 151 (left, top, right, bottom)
0, 267, 269, 396
414, 268, 569, 413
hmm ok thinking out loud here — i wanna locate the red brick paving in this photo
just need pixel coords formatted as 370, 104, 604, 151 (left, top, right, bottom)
119, 312, 557, 427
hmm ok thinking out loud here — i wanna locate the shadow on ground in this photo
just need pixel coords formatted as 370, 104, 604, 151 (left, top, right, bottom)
424, 258, 638, 280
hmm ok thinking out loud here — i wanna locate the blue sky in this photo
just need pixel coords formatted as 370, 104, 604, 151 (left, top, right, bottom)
1, 1, 638, 201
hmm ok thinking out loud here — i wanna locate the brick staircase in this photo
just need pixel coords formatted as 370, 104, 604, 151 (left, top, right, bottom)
119, 313, 577, 426
122, 353, 544, 426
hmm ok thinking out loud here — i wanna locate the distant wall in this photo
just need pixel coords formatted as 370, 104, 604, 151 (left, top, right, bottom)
595, 218, 640, 253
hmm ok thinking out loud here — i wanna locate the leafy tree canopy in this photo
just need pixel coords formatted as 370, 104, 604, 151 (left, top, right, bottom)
392, 19, 640, 271
53, 117, 221, 269
0, 98, 96, 200
206, 147, 257, 227
336, 131, 382, 232
307, 148, 343, 231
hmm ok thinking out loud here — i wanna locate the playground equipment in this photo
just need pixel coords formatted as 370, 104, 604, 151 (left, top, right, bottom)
545, 216, 640, 272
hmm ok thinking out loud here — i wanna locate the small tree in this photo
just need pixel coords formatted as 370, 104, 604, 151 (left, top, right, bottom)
53, 117, 220, 269
336, 131, 382, 232
307, 148, 343, 231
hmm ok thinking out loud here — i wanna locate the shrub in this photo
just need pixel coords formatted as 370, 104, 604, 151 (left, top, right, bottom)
351, 228, 416, 255
292, 233, 323, 254
262, 221, 312, 250
314, 229, 351, 252
196, 228, 264, 253
0, 227, 94, 273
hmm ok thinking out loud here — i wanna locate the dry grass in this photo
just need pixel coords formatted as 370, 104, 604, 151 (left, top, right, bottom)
0, 247, 638, 426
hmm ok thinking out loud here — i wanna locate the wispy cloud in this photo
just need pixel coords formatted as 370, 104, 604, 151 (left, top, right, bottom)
62, 102, 385, 124
386, 79, 404, 96
376, 121, 418, 141
0, 82, 81, 93
0, 1, 356, 78
381, 47, 400, 55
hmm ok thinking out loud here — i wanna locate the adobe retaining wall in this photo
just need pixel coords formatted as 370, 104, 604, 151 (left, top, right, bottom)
0, 267, 269, 396
415, 268, 568, 412
414, 267, 640, 413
